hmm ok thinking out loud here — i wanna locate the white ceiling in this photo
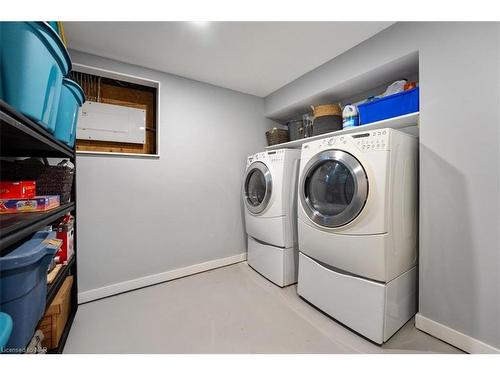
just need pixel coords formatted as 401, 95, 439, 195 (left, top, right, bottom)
64, 22, 393, 97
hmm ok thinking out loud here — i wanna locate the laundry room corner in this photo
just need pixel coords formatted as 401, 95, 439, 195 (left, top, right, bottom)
2, 7, 500, 367
69, 50, 278, 302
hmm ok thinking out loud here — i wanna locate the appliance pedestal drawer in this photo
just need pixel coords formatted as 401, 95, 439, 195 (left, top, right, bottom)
297, 252, 416, 344
247, 235, 297, 287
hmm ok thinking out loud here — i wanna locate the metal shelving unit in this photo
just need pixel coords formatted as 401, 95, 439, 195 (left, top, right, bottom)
0, 101, 74, 158
0, 99, 78, 354
0, 203, 75, 251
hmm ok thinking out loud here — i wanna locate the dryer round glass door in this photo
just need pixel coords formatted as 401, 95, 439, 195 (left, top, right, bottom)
244, 162, 272, 214
300, 150, 368, 228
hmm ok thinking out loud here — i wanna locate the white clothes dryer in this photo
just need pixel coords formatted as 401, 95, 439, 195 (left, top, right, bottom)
296, 128, 418, 343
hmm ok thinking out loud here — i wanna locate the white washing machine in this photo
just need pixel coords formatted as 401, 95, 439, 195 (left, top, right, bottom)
296, 127, 418, 344
243, 148, 301, 287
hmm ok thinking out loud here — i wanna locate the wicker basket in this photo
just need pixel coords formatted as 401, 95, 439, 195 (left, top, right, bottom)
265, 128, 289, 146
0, 159, 74, 204
311, 104, 342, 118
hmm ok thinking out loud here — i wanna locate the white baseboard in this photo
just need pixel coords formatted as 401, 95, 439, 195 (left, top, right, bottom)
78, 252, 247, 304
415, 313, 500, 354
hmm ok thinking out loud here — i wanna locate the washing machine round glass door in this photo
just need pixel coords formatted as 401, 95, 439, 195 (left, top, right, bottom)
300, 150, 368, 227
244, 161, 273, 215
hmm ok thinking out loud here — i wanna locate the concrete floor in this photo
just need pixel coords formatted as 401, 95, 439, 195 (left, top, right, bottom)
65, 262, 462, 354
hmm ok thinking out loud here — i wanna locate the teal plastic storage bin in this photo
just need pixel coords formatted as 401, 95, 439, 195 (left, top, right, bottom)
0, 22, 71, 133
54, 78, 85, 146
0, 231, 60, 351
47, 22, 60, 35
0, 313, 13, 353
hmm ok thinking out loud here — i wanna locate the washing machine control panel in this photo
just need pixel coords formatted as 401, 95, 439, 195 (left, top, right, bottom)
267, 149, 285, 163
247, 152, 266, 166
246, 149, 285, 167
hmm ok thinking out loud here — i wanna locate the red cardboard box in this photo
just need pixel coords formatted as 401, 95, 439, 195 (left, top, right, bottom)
54, 215, 74, 264
0, 181, 36, 199
0, 195, 60, 214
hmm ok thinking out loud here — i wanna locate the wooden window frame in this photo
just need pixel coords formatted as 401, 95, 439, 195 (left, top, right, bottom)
72, 63, 161, 158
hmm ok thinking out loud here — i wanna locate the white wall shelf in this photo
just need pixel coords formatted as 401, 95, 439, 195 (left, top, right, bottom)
265, 51, 419, 123
265, 112, 419, 150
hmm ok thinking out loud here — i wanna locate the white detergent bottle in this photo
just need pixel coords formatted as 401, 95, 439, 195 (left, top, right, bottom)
342, 104, 359, 129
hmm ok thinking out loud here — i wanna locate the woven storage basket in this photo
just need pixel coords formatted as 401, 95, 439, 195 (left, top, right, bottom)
311, 104, 342, 118
0, 159, 74, 204
265, 128, 289, 146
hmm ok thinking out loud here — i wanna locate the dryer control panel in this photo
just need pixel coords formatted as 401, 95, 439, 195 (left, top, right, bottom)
351, 129, 390, 152
302, 128, 392, 154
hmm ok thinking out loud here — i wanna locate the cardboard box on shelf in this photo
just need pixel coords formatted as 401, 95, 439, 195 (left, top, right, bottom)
36, 276, 73, 350
0, 195, 60, 214
0, 181, 36, 199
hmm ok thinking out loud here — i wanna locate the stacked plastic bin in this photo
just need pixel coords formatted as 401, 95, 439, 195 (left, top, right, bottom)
0, 21, 85, 147
0, 232, 61, 351
54, 78, 85, 147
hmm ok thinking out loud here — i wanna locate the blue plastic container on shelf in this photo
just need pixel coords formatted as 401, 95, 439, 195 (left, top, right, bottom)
0, 231, 60, 351
47, 21, 60, 35
54, 78, 85, 146
0, 22, 71, 133
357, 87, 419, 125
0, 313, 13, 353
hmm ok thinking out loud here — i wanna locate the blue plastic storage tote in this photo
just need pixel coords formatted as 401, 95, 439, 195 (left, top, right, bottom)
0, 22, 71, 133
0, 312, 13, 353
47, 22, 60, 35
358, 87, 419, 125
54, 78, 85, 146
0, 231, 60, 351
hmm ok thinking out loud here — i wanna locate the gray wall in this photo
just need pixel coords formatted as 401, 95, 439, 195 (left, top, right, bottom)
265, 22, 500, 349
70, 50, 275, 295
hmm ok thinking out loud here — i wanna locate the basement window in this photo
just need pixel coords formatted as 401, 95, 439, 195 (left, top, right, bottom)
71, 66, 159, 157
